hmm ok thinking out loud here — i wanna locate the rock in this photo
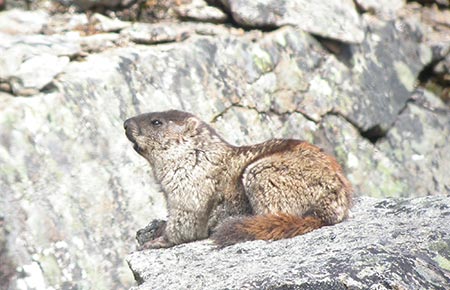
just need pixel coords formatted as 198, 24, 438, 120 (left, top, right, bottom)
337, 15, 432, 132
377, 95, 450, 196
397, 3, 450, 105
120, 22, 191, 44
432, 54, 450, 104
0, 89, 165, 289
318, 114, 409, 198
355, 0, 406, 19
127, 196, 450, 290
222, 0, 365, 43
0, 9, 49, 35
72, 0, 121, 10
10, 54, 70, 95
79, 32, 124, 52
0, 34, 82, 95
435, 53, 450, 76
420, 5, 450, 58
91, 13, 131, 33
118, 0, 182, 22
0, 0, 54, 10
319, 89, 450, 197
399, 3, 450, 60
213, 106, 318, 146
120, 21, 246, 44
412, 87, 450, 111
415, 0, 449, 6
42, 12, 89, 35
176, 0, 228, 23
0, 215, 15, 290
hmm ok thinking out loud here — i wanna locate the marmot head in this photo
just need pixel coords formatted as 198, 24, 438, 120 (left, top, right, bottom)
124, 110, 218, 162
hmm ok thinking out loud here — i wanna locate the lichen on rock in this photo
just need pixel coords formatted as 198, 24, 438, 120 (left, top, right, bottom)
0, 1, 449, 289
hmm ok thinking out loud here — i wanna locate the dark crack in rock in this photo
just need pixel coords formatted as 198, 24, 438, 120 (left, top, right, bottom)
336, 15, 433, 132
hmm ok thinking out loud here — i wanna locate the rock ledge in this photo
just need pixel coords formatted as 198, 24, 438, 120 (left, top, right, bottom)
127, 196, 450, 290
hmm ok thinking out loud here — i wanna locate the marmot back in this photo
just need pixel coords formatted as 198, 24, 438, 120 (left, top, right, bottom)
124, 110, 352, 249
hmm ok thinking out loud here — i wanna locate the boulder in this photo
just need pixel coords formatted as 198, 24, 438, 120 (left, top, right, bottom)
0, 9, 49, 35
221, 0, 365, 43
127, 196, 450, 290
175, 0, 228, 23
355, 0, 406, 19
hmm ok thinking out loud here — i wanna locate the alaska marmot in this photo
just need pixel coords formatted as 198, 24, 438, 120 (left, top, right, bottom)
124, 110, 352, 249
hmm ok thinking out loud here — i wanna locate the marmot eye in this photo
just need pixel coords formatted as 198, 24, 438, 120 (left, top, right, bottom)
151, 119, 163, 126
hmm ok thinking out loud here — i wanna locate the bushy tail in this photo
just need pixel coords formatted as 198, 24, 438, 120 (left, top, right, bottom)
211, 213, 324, 248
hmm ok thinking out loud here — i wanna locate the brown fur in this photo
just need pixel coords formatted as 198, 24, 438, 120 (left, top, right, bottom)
212, 214, 324, 247
124, 110, 353, 249
238, 214, 324, 240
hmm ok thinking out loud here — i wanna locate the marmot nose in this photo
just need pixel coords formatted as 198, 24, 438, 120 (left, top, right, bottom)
124, 118, 132, 130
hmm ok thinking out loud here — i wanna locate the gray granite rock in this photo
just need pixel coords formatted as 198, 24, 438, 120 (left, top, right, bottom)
0, 34, 82, 95
176, 0, 228, 23
91, 12, 131, 32
318, 114, 408, 198
319, 89, 450, 197
377, 95, 450, 196
0, 90, 165, 289
10, 53, 70, 95
337, 15, 432, 132
127, 196, 450, 290
355, 0, 406, 19
79, 32, 124, 52
222, 0, 365, 43
41, 13, 89, 35
0, 9, 49, 35
120, 22, 192, 44
399, 3, 450, 61
0, 215, 15, 290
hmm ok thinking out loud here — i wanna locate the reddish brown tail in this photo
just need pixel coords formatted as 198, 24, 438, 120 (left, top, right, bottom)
212, 213, 324, 247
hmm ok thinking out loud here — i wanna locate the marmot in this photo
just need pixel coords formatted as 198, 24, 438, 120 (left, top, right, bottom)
124, 110, 352, 249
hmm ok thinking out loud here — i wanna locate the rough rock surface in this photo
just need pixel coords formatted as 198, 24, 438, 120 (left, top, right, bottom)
333, 15, 432, 132
355, 0, 406, 19
127, 196, 450, 290
0, 9, 49, 35
222, 0, 365, 43
0, 1, 449, 290
319, 89, 450, 197
176, 0, 228, 23
72, 0, 121, 10
377, 93, 450, 196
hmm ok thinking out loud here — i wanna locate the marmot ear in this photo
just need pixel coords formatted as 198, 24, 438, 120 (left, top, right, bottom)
184, 117, 201, 136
